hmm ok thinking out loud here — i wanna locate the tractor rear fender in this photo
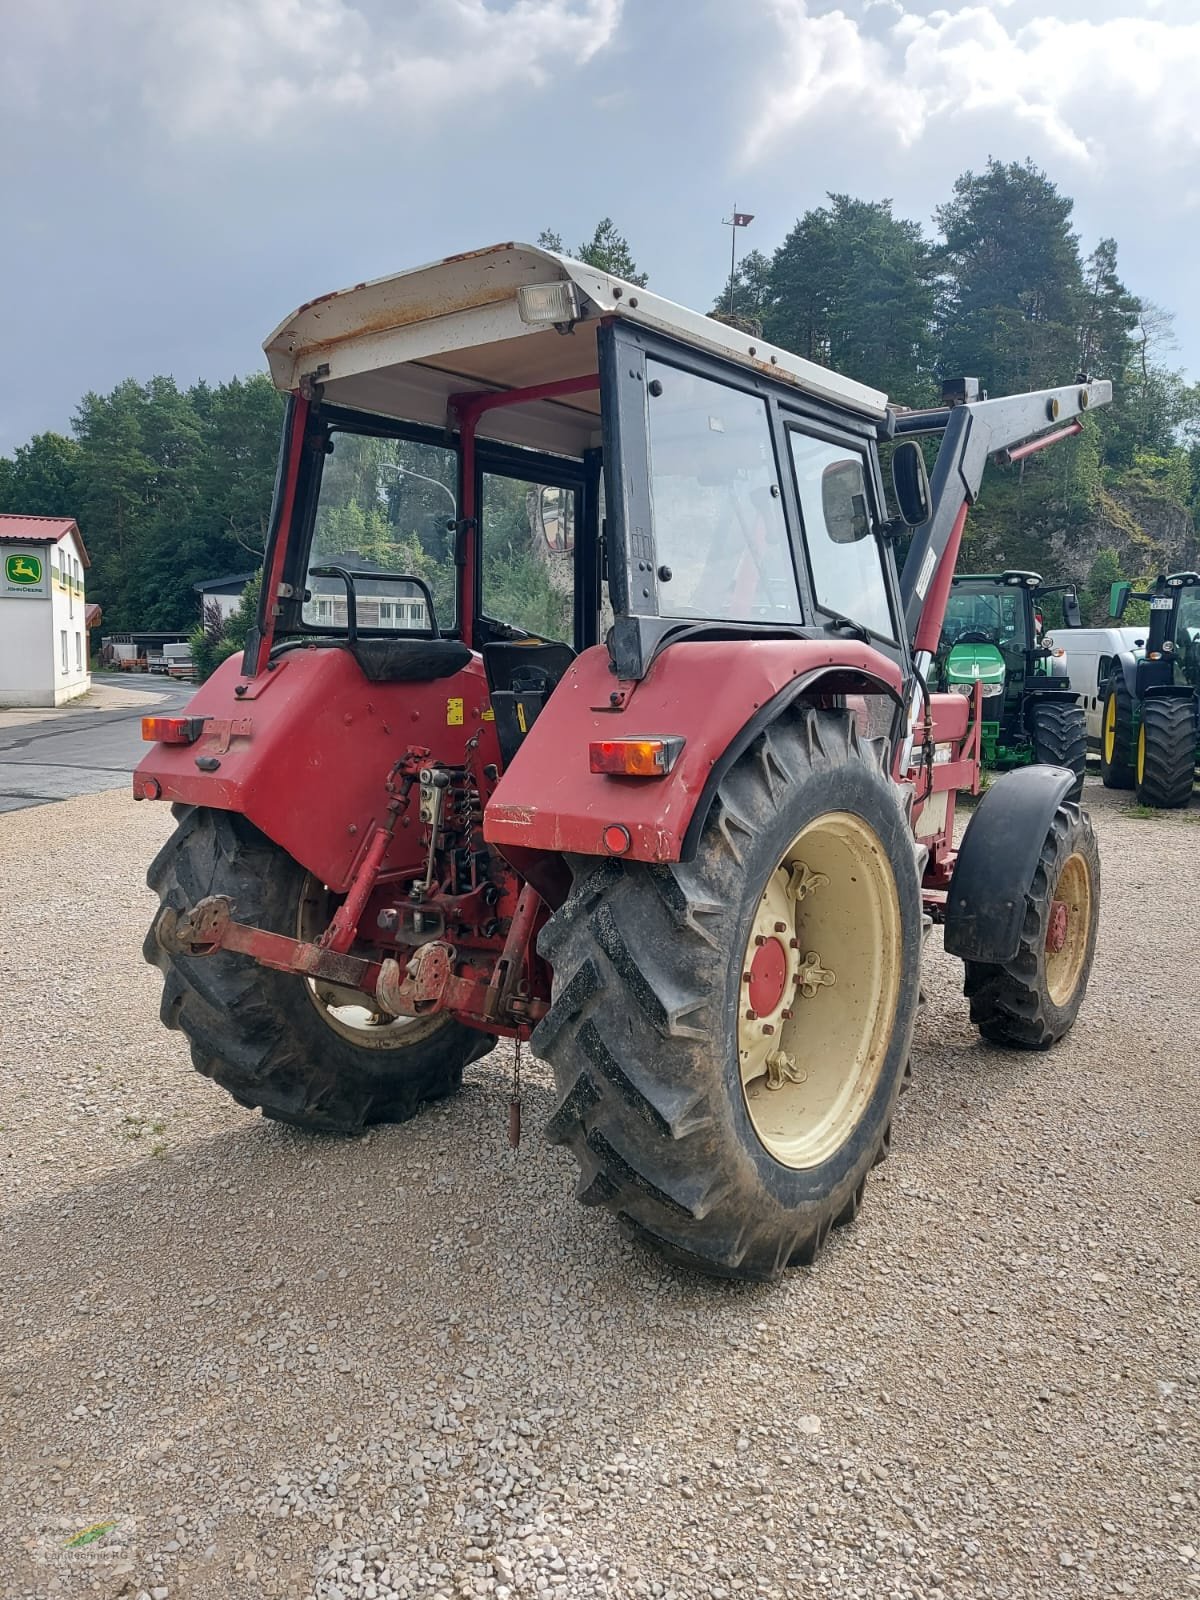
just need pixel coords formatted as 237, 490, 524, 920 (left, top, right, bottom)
134, 645, 504, 894
1024, 685, 1080, 705
943, 765, 1075, 964
484, 640, 906, 869
1141, 682, 1198, 701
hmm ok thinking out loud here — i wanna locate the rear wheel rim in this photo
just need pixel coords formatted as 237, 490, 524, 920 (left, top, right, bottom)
297, 875, 437, 1050
1104, 695, 1116, 762
737, 812, 902, 1170
1136, 723, 1146, 785
1044, 852, 1093, 1007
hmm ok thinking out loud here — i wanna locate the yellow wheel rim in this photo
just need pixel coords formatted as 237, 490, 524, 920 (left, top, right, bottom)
1136, 723, 1146, 785
737, 813, 902, 1170
1103, 694, 1117, 762
1044, 852, 1094, 1007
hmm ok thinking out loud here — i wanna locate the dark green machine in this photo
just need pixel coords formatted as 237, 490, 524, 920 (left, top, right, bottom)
936, 571, 1086, 799
1101, 572, 1200, 808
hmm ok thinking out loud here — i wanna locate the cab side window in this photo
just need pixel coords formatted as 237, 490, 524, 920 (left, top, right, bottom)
788, 430, 894, 640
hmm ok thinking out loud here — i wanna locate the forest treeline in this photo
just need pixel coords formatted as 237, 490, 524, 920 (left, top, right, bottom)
2, 160, 1197, 633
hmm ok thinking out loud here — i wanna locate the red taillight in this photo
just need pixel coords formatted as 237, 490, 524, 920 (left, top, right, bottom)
142, 715, 205, 745
603, 824, 632, 855
589, 736, 684, 777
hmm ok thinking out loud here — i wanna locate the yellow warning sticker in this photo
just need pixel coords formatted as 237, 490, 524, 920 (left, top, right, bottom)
446, 697, 464, 726
516, 701, 528, 734
481, 706, 495, 722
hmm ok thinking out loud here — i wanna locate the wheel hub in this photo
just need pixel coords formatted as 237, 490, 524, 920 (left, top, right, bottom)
748, 937, 788, 1016
1045, 900, 1069, 954
737, 814, 902, 1170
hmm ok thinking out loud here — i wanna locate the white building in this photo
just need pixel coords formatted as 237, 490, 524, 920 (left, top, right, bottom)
0, 515, 92, 707
195, 571, 256, 623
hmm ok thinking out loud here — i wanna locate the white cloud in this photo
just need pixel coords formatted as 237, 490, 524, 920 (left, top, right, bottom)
744, 1, 1200, 178
2, 0, 623, 139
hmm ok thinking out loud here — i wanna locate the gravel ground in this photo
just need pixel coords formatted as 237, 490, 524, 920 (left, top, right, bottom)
1, 781, 1197, 1600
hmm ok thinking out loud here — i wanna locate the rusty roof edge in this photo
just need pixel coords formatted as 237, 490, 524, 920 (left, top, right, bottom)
263, 242, 890, 420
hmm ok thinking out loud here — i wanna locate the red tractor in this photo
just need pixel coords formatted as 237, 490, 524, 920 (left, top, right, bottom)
137, 246, 1107, 1281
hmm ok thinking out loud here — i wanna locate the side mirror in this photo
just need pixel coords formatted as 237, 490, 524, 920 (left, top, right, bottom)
1110, 581, 1131, 620
537, 485, 575, 554
1062, 591, 1082, 628
891, 441, 930, 527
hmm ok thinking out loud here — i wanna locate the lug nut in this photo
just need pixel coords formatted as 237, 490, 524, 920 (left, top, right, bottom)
762, 1024, 775, 1035
744, 1009, 758, 1021
774, 921, 787, 933
789, 938, 799, 949
755, 935, 766, 947
781, 1008, 794, 1020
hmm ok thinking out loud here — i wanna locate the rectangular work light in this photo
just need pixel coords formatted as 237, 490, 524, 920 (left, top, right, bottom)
589, 737, 685, 777
518, 281, 582, 326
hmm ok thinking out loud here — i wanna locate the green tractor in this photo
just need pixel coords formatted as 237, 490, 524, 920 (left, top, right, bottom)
1101, 572, 1200, 807
936, 571, 1086, 799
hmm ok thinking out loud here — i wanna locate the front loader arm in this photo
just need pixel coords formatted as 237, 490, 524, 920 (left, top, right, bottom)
897, 380, 1112, 646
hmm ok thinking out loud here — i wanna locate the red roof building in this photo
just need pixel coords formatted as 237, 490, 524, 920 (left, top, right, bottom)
0, 514, 92, 707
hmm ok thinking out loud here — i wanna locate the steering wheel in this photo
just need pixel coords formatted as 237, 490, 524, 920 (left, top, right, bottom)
955, 628, 996, 644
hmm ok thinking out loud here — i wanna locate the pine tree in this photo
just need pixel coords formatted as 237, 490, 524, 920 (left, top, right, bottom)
538, 220, 648, 285
711, 249, 774, 333
936, 159, 1084, 394
767, 196, 936, 403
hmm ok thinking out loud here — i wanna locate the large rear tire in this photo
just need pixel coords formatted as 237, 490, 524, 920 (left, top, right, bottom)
1029, 697, 1087, 800
963, 802, 1099, 1049
144, 807, 494, 1131
1135, 697, 1196, 809
533, 707, 922, 1282
1100, 678, 1135, 789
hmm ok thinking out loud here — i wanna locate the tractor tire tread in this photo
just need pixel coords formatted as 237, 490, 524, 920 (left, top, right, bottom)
533, 707, 920, 1282
1100, 679, 1135, 790
144, 806, 493, 1132
1135, 696, 1196, 809
963, 801, 1099, 1049
1029, 697, 1087, 800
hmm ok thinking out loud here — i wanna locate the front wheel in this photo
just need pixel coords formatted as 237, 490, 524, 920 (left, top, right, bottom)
1029, 697, 1087, 800
963, 802, 1099, 1049
1100, 678, 1135, 789
145, 807, 494, 1131
1135, 696, 1196, 809
533, 707, 922, 1282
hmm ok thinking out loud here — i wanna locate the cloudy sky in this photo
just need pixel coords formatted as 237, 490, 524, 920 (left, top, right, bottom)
3, 0, 1198, 451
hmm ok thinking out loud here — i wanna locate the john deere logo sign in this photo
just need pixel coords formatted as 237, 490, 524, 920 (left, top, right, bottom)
3, 550, 49, 599
6, 554, 42, 584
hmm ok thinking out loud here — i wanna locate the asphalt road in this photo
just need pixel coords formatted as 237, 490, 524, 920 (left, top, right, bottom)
0, 675, 194, 813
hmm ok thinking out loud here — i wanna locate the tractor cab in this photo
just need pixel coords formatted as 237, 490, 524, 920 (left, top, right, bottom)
1101, 572, 1200, 805
935, 571, 1085, 792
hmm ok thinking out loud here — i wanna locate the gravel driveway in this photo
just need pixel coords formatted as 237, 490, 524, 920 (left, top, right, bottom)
1, 784, 1197, 1600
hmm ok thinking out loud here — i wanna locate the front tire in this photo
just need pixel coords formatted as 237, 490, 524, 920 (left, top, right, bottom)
1029, 697, 1087, 800
144, 807, 494, 1131
533, 707, 922, 1282
1135, 696, 1196, 809
963, 802, 1099, 1049
1100, 678, 1135, 789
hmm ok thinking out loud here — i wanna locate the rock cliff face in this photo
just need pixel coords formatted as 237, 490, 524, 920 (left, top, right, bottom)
966, 488, 1197, 584
1070, 488, 1198, 576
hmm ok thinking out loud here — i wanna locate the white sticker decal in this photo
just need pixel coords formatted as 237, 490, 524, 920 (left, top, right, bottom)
916, 547, 937, 599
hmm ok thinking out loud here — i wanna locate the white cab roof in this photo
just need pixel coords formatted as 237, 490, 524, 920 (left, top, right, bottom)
263, 243, 888, 456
